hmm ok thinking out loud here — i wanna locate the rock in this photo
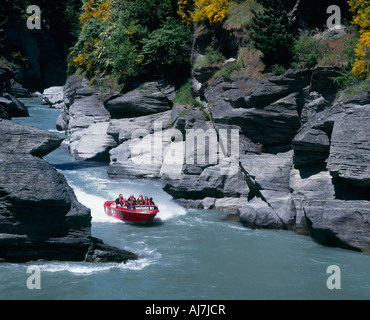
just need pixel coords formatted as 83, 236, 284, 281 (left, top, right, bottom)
69, 122, 117, 161
85, 237, 138, 262
238, 197, 285, 229
0, 97, 12, 119
0, 119, 63, 157
42, 86, 64, 105
240, 152, 293, 193
0, 94, 29, 119
327, 105, 370, 186
300, 91, 331, 124
108, 131, 172, 179
9, 79, 31, 98
0, 152, 92, 262
107, 111, 172, 144
192, 65, 220, 98
214, 197, 248, 215
310, 67, 342, 98
104, 82, 172, 118
204, 70, 310, 146
289, 168, 336, 235
56, 113, 67, 131
67, 92, 111, 160
292, 127, 331, 166
344, 90, 370, 106
292, 100, 344, 167
3, 93, 29, 118
303, 200, 370, 253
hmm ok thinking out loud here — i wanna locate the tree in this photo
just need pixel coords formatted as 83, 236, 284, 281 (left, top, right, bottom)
348, 0, 370, 79
251, 0, 295, 68
140, 17, 192, 77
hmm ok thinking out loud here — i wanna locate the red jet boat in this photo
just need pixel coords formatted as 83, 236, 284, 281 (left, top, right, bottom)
103, 201, 159, 222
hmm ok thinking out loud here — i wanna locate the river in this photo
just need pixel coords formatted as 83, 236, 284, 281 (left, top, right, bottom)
1, 98, 370, 300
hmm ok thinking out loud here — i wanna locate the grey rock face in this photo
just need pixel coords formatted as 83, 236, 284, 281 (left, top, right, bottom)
327, 105, 370, 186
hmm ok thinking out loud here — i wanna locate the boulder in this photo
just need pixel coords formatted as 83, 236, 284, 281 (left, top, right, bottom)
107, 111, 172, 144
0, 119, 63, 157
303, 200, 370, 253
0, 94, 29, 119
204, 70, 310, 146
42, 86, 64, 105
69, 122, 117, 161
104, 82, 172, 118
292, 127, 331, 166
9, 79, 31, 98
327, 105, 370, 186
108, 130, 173, 179
66, 93, 111, 160
238, 197, 286, 229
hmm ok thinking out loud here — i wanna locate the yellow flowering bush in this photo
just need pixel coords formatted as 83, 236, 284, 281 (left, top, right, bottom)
72, 53, 86, 66
80, 0, 112, 24
178, 0, 231, 26
348, 0, 370, 78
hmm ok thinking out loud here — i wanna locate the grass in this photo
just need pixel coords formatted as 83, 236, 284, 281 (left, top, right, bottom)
337, 75, 370, 100
223, 0, 262, 31
173, 78, 212, 121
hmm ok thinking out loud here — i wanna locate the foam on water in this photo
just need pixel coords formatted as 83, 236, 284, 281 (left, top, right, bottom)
38, 257, 156, 275
70, 184, 118, 223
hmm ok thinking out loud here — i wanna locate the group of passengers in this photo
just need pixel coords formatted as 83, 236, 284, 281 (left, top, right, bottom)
115, 194, 155, 207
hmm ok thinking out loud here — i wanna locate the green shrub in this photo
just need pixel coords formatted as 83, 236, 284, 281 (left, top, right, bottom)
173, 78, 195, 106
140, 17, 191, 74
272, 64, 287, 75
204, 46, 225, 65
292, 34, 326, 70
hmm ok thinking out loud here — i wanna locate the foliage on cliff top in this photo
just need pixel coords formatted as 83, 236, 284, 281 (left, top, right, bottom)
348, 0, 370, 79
69, 0, 191, 84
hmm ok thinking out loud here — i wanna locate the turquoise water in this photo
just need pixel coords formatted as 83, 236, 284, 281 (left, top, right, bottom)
2, 100, 370, 300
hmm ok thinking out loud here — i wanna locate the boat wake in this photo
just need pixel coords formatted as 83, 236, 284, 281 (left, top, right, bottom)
71, 185, 119, 223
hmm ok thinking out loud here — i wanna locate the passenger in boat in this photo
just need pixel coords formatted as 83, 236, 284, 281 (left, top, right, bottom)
115, 194, 124, 206
148, 197, 155, 205
144, 196, 150, 205
127, 196, 136, 208
137, 194, 144, 205
122, 197, 127, 207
